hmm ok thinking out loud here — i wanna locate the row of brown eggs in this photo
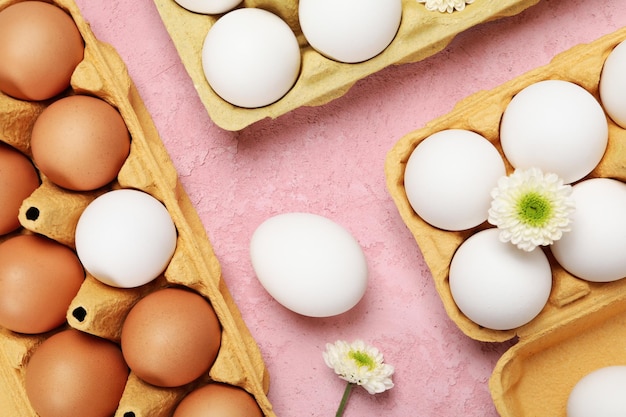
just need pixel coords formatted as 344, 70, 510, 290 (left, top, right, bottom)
0, 1, 264, 416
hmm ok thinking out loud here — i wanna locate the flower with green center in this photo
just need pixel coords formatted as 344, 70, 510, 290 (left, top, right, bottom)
323, 339, 394, 417
488, 167, 575, 252
417, 0, 474, 13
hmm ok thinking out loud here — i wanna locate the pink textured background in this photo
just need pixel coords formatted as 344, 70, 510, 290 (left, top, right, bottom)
72, 1, 626, 416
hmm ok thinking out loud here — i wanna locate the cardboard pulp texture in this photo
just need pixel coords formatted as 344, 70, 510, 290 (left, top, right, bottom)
385, 27, 626, 417
0, 1, 275, 416
152, 0, 540, 131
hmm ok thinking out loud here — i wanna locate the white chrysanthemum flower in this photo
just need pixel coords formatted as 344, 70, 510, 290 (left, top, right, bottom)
417, 0, 474, 13
488, 167, 575, 252
323, 339, 394, 395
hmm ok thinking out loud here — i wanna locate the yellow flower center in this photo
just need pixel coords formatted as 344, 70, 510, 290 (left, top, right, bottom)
349, 350, 375, 370
517, 191, 552, 227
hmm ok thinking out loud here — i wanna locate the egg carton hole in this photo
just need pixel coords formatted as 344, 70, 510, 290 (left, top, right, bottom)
71, 306, 87, 322
25, 206, 39, 221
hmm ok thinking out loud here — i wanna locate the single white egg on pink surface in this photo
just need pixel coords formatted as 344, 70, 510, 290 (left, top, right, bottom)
75, 189, 177, 288
500, 80, 608, 184
550, 178, 626, 283
299, 0, 402, 63
172, 0, 241, 15
403, 129, 506, 231
249, 212, 368, 317
599, 39, 626, 128
449, 228, 552, 330
567, 366, 626, 417
201, 8, 301, 108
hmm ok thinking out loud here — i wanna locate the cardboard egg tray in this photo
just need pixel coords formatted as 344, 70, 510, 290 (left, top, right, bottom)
385, 27, 626, 417
0, 0, 275, 416
152, 0, 540, 131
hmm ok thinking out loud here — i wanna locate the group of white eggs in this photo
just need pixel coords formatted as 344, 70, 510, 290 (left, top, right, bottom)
404, 39, 626, 332
173, 0, 403, 108
403, 39, 626, 417
78, 157, 368, 324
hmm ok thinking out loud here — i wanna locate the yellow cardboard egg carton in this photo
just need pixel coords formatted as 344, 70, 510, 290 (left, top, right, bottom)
152, 0, 540, 131
0, 0, 274, 416
385, 27, 626, 417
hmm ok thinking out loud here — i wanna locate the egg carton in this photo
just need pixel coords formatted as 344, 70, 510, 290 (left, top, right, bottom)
0, 0, 274, 416
152, 0, 540, 131
385, 27, 626, 417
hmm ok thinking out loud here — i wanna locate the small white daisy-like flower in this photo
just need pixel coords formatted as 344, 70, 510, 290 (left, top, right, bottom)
323, 340, 394, 416
488, 167, 575, 252
323, 339, 394, 395
417, 0, 474, 13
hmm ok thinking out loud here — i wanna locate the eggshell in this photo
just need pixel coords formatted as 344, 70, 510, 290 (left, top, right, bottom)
0, 1, 84, 101
0, 234, 84, 334
298, 0, 402, 63
500, 80, 608, 184
403, 129, 506, 231
567, 366, 626, 417
172, 0, 242, 14
250, 212, 368, 317
25, 329, 129, 417
449, 228, 552, 330
75, 189, 177, 288
599, 39, 626, 128
120, 287, 221, 387
0, 142, 39, 235
550, 178, 626, 283
30, 94, 131, 191
173, 383, 264, 417
201, 8, 301, 108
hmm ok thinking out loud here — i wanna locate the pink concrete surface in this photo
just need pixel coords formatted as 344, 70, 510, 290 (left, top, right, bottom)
72, 1, 626, 416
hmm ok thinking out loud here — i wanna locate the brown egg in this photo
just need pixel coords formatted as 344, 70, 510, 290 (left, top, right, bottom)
25, 328, 129, 417
0, 234, 84, 334
0, 142, 39, 235
30, 94, 131, 191
121, 287, 222, 387
173, 383, 264, 417
0, 1, 84, 101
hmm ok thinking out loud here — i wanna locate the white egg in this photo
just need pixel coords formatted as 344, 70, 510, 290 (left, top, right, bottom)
75, 189, 177, 288
172, 0, 241, 15
567, 366, 626, 417
500, 80, 608, 184
600, 39, 626, 128
201, 8, 301, 108
550, 178, 626, 283
249, 212, 368, 317
298, 0, 402, 63
403, 129, 506, 231
449, 228, 552, 330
